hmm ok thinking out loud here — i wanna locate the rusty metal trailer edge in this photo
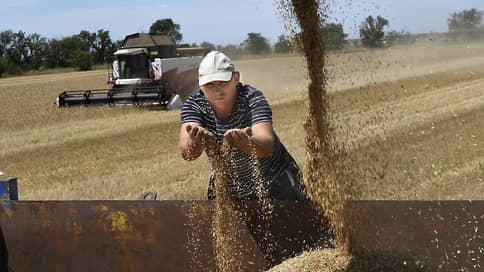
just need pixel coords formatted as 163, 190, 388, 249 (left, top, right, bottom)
0, 200, 482, 271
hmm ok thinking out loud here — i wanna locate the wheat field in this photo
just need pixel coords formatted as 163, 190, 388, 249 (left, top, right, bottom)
0, 42, 483, 200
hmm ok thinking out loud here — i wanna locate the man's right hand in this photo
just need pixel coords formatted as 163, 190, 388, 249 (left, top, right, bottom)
186, 125, 216, 149
180, 123, 216, 161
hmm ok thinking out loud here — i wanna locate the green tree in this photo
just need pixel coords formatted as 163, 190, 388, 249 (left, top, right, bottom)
75, 30, 95, 51
386, 30, 415, 46
62, 36, 86, 66
0, 30, 14, 58
70, 49, 92, 71
448, 8, 483, 40
0, 30, 43, 71
216, 44, 243, 59
0, 31, 31, 73
46, 36, 82, 68
359, 15, 389, 48
0, 58, 22, 75
0, 31, 16, 74
93, 29, 114, 63
0, 30, 49, 73
242, 32, 271, 55
26, 33, 48, 69
149, 18, 183, 44
113, 39, 123, 52
45, 38, 64, 68
274, 35, 293, 53
200, 41, 216, 51
0, 57, 6, 77
8, 31, 30, 68
322, 23, 348, 50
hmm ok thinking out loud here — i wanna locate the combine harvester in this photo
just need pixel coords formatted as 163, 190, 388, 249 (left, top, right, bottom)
56, 33, 207, 108
0, 177, 483, 271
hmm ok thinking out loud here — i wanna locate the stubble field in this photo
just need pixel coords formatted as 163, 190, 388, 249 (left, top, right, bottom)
0, 41, 483, 200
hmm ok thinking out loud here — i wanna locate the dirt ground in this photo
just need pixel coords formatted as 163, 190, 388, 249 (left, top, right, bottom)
0, 41, 483, 200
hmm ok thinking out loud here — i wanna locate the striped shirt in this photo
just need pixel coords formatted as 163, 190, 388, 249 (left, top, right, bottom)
181, 83, 298, 198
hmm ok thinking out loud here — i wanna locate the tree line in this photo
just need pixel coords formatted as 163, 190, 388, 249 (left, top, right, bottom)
0, 29, 118, 77
359, 8, 484, 48
1, 9, 483, 77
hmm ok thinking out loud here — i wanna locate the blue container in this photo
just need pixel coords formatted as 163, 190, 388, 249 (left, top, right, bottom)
0, 177, 18, 200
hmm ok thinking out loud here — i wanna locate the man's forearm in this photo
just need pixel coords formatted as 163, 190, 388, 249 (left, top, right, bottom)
239, 137, 273, 158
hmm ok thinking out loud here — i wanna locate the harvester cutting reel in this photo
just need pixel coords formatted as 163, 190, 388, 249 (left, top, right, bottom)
56, 85, 183, 109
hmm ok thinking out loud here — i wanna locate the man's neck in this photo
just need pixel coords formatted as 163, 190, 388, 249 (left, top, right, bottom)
214, 104, 234, 122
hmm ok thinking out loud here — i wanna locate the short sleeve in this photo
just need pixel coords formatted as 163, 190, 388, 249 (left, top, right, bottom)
248, 88, 272, 126
180, 93, 204, 124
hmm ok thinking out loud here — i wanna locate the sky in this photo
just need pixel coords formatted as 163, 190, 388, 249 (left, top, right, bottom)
0, 0, 482, 45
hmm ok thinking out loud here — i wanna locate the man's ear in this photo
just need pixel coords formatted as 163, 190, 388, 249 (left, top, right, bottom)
200, 85, 207, 97
233, 71, 240, 84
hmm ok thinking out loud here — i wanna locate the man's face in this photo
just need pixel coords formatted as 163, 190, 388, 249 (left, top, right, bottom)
201, 72, 239, 109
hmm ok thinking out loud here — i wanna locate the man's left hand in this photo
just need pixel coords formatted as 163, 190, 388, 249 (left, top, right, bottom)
223, 127, 252, 151
223, 122, 273, 158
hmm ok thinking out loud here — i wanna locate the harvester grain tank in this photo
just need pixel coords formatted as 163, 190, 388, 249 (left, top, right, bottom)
56, 33, 208, 108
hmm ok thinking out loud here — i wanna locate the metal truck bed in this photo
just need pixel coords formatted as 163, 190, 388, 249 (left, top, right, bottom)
0, 200, 483, 271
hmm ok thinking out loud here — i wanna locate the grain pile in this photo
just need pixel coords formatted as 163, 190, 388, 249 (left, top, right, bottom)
267, 248, 434, 272
268, 248, 351, 272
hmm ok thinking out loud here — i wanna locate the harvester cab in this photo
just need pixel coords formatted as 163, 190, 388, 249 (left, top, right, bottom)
56, 33, 207, 108
110, 48, 160, 86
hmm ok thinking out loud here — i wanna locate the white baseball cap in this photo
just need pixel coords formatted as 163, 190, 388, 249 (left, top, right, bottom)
198, 51, 235, 86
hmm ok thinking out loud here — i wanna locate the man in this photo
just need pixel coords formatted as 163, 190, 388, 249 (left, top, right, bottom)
179, 51, 305, 200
